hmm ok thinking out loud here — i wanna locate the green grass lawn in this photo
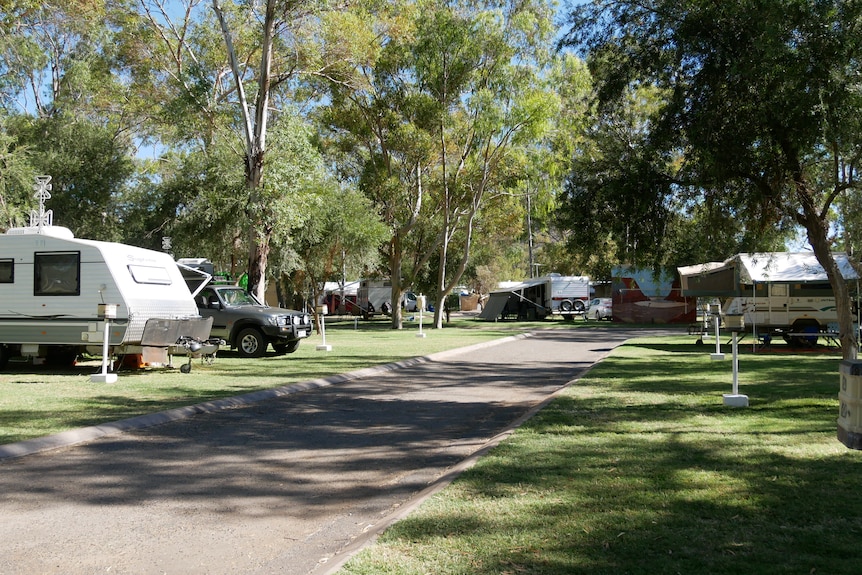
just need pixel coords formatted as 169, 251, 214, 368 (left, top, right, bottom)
0, 315, 549, 444
338, 335, 862, 575
4, 322, 859, 573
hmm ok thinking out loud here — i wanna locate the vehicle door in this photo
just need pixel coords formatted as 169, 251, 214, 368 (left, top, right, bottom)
196, 288, 229, 338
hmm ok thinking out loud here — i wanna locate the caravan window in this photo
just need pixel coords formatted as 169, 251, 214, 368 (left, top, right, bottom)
34, 252, 80, 296
128, 265, 172, 285
0, 259, 12, 283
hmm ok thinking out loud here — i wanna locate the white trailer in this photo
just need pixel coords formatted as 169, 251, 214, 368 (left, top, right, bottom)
0, 225, 212, 369
546, 275, 592, 314
479, 274, 591, 321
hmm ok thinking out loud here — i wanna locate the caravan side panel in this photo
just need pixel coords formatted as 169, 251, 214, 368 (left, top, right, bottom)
92, 241, 199, 343
0, 234, 131, 345
0, 234, 199, 348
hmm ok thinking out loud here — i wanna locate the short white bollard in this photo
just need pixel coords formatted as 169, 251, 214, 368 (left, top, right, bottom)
416, 294, 427, 338
710, 310, 725, 360
91, 304, 118, 383
723, 318, 748, 407
724, 331, 748, 407
316, 304, 332, 351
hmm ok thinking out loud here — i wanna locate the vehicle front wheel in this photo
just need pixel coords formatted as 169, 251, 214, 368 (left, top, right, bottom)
273, 340, 300, 355
236, 328, 267, 358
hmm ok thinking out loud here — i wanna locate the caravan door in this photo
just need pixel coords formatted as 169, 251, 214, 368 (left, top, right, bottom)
768, 283, 790, 327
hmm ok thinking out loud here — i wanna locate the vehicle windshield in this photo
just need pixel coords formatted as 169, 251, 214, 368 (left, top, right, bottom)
220, 288, 259, 306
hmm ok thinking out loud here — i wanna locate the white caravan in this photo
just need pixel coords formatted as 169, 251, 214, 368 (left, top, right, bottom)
479, 274, 591, 321
0, 225, 212, 369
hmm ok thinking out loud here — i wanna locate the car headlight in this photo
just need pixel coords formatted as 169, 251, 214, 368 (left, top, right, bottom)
303, 314, 310, 325
292, 315, 301, 326
277, 316, 288, 326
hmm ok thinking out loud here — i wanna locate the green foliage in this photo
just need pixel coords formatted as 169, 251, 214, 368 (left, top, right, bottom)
0, 115, 34, 230
291, 180, 388, 306
9, 113, 134, 241
559, 0, 862, 271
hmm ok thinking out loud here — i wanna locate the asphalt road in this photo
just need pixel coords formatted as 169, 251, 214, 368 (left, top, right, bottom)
0, 327, 664, 575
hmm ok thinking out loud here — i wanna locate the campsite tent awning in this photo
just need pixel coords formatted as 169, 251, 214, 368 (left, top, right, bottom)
477, 277, 550, 320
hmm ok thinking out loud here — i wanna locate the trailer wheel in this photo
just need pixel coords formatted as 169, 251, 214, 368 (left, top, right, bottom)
574, 300, 585, 312
560, 300, 573, 312
784, 319, 821, 347
236, 328, 267, 358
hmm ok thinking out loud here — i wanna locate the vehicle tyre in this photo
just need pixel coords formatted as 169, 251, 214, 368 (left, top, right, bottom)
784, 319, 821, 347
236, 327, 267, 358
180, 363, 192, 374
560, 300, 573, 312
594, 311, 601, 321
273, 340, 300, 355
574, 300, 585, 313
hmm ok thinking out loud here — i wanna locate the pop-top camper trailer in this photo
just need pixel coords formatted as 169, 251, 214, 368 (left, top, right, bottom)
0, 183, 212, 369
679, 252, 860, 342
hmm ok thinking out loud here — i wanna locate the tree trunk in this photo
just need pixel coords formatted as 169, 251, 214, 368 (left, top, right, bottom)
796, 183, 857, 360
389, 234, 403, 329
245, 148, 270, 303
214, 0, 275, 305
432, 224, 450, 329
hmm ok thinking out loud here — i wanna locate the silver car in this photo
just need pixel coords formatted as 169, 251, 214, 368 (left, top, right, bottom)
588, 297, 613, 321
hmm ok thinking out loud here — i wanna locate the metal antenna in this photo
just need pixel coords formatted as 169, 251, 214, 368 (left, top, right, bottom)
31, 175, 54, 231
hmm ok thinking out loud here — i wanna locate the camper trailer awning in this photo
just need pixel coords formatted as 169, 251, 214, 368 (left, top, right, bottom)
678, 252, 859, 296
477, 277, 550, 320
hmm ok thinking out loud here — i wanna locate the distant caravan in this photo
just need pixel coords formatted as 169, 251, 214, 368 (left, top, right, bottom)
479, 274, 591, 321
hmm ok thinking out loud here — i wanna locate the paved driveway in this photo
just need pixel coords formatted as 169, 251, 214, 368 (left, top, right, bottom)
0, 328, 664, 575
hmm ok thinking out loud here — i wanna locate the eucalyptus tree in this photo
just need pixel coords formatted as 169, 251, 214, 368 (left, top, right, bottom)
562, 0, 862, 358
290, 181, 388, 328
0, 117, 34, 231
0, 1, 137, 239
419, 0, 565, 328
0, 0, 125, 118
124, 0, 347, 301
319, 0, 571, 328
315, 0, 436, 328
11, 115, 135, 241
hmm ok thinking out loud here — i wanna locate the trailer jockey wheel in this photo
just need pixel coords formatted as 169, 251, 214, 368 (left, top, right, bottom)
180, 361, 192, 374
